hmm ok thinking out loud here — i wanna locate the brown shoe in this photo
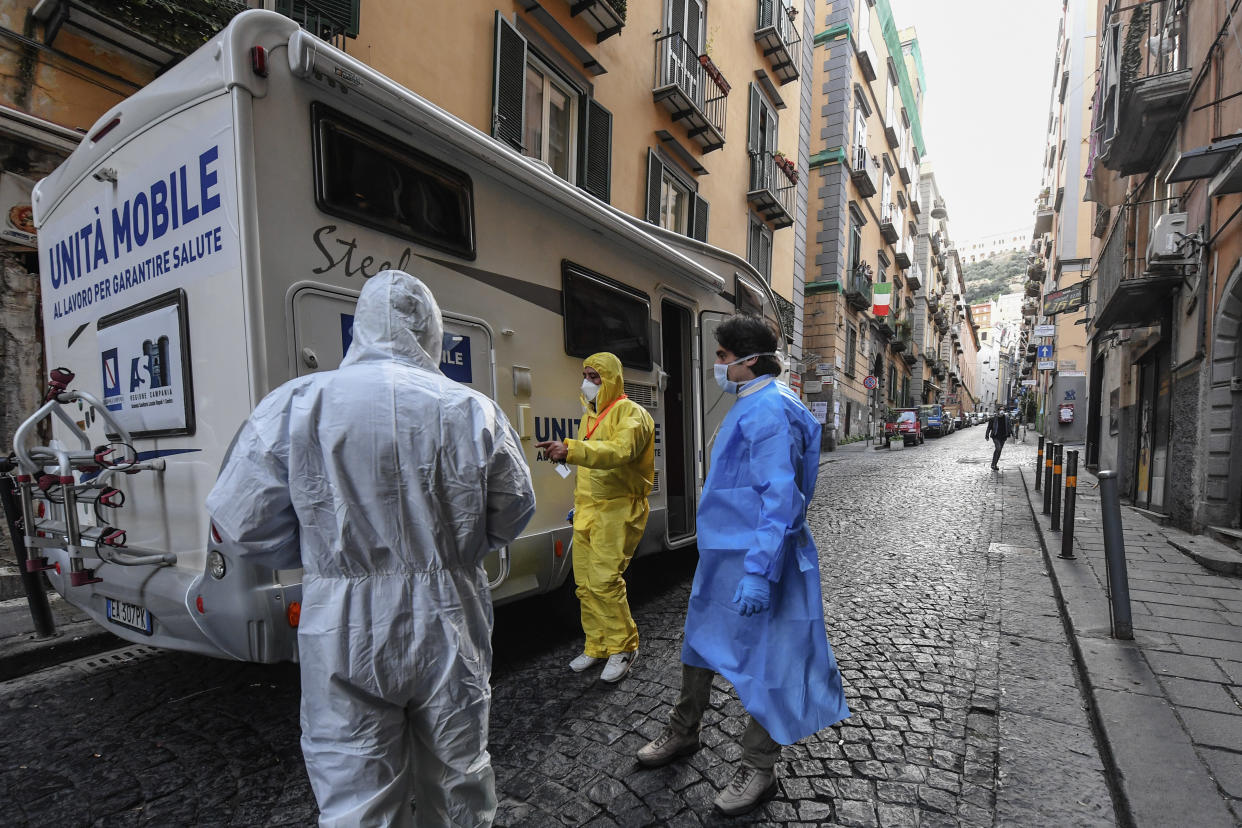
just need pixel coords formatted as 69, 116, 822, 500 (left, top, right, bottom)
713, 764, 778, 816
636, 727, 701, 768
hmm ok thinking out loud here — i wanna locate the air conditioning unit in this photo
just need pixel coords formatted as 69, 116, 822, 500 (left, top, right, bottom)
1147, 212, 1191, 268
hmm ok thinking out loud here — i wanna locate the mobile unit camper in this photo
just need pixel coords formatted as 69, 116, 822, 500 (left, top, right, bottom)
16, 10, 788, 662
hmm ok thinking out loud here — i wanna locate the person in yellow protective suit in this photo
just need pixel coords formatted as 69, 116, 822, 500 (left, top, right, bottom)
536, 352, 655, 683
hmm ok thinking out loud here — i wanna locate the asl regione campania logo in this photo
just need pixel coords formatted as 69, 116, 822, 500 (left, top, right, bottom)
101, 337, 171, 414
102, 348, 122, 411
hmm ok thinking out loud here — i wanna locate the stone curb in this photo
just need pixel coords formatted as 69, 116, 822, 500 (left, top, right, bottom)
0, 618, 121, 681
1166, 537, 1242, 578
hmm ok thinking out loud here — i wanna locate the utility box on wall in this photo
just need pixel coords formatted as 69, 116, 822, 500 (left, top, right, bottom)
1051, 375, 1087, 444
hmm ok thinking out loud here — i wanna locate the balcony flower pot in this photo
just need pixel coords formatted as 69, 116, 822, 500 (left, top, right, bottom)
698, 54, 731, 95
786, 5, 798, 22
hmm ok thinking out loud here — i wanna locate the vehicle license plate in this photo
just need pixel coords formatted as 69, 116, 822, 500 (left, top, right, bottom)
105, 598, 153, 635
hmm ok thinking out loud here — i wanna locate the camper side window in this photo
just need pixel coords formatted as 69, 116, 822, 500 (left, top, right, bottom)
561, 263, 652, 370
313, 105, 475, 259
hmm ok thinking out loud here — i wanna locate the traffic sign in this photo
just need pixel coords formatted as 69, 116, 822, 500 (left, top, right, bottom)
1037, 345, 1054, 360
863, 375, 878, 390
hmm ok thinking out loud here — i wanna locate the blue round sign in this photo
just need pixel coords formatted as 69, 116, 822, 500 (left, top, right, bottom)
863, 375, 878, 390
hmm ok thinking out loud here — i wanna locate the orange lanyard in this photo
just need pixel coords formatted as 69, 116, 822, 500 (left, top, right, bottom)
584, 395, 627, 440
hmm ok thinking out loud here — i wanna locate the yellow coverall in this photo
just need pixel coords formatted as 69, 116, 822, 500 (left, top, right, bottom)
564, 353, 655, 658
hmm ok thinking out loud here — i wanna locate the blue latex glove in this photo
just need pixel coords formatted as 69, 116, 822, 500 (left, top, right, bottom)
732, 574, 771, 616
566, 508, 575, 523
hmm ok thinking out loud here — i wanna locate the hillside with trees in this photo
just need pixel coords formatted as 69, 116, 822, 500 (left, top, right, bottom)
962, 251, 1028, 304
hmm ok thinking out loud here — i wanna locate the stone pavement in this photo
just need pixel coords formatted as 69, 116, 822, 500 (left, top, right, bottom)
486, 432, 1116, 826
1019, 445, 1242, 828
0, 431, 1121, 826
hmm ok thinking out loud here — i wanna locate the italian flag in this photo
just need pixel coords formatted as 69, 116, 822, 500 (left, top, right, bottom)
872, 282, 892, 316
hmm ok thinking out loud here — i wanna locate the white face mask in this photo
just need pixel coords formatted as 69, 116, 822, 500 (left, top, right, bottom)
713, 352, 777, 394
581, 378, 600, 401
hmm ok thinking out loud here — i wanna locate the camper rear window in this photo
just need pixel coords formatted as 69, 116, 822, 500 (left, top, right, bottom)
562, 263, 652, 370
312, 106, 475, 259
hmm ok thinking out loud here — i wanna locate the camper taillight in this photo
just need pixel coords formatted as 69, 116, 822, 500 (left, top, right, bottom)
251, 45, 268, 78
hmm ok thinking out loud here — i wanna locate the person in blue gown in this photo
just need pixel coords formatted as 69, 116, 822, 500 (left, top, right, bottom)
635, 314, 850, 817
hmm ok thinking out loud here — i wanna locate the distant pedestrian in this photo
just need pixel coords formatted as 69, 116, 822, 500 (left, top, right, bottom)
985, 407, 1012, 470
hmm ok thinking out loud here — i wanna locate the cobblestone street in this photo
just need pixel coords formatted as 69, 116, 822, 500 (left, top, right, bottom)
0, 432, 1118, 826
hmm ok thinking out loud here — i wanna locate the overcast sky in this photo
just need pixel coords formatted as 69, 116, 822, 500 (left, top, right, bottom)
886, 0, 1064, 245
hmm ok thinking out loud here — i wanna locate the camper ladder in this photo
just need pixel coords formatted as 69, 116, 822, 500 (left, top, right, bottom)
6, 368, 173, 586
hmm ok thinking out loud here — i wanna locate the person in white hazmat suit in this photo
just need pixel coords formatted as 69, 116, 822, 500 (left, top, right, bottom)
206, 270, 536, 827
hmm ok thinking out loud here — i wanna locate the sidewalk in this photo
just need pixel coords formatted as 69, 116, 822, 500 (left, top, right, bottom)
1017, 449, 1242, 827
0, 567, 119, 680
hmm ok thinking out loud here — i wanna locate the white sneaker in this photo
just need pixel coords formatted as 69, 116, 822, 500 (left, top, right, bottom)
569, 653, 603, 673
600, 650, 637, 683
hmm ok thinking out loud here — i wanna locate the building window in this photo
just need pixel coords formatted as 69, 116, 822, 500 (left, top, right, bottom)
659, 168, 690, 232
849, 220, 863, 273
645, 149, 709, 240
492, 13, 612, 202
845, 323, 858, 377
747, 213, 773, 281
524, 57, 576, 181
888, 364, 897, 403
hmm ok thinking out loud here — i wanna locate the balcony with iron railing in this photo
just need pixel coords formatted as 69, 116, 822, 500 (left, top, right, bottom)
879, 202, 899, 244
889, 316, 908, 351
844, 266, 873, 311
855, 14, 877, 82
850, 145, 879, 198
909, 191, 921, 216
894, 235, 912, 269
1034, 190, 1054, 235
747, 151, 796, 229
562, 0, 627, 42
906, 262, 923, 292
885, 103, 901, 149
653, 32, 728, 152
755, 0, 800, 84
898, 148, 912, 185
276, 0, 350, 47
1098, 0, 1192, 175
1094, 204, 1187, 330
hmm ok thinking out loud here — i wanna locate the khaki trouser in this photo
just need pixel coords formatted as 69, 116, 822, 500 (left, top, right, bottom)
669, 664, 781, 770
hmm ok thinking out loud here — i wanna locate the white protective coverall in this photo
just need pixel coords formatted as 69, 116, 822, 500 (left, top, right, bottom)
206, 271, 536, 827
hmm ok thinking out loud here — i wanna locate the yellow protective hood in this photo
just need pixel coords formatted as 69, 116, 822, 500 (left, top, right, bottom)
583, 352, 625, 409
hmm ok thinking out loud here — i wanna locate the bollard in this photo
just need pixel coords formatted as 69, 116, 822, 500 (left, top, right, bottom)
1043, 444, 1055, 514
1060, 451, 1078, 559
1051, 444, 1064, 531
1035, 435, 1044, 492
1099, 471, 1134, 640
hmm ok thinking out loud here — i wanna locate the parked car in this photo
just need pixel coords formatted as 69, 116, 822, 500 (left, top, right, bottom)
919, 404, 948, 437
893, 408, 926, 445
954, 412, 969, 430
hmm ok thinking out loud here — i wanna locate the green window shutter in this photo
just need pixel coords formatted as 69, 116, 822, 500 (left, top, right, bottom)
747, 84, 761, 153
283, 0, 360, 38
581, 98, 612, 203
646, 149, 663, 224
689, 194, 709, 242
492, 12, 527, 151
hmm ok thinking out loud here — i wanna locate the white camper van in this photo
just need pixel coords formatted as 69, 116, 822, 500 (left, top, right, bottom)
19, 10, 789, 663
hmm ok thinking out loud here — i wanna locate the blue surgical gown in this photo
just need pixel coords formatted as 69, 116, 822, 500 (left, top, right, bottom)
682, 378, 850, 745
